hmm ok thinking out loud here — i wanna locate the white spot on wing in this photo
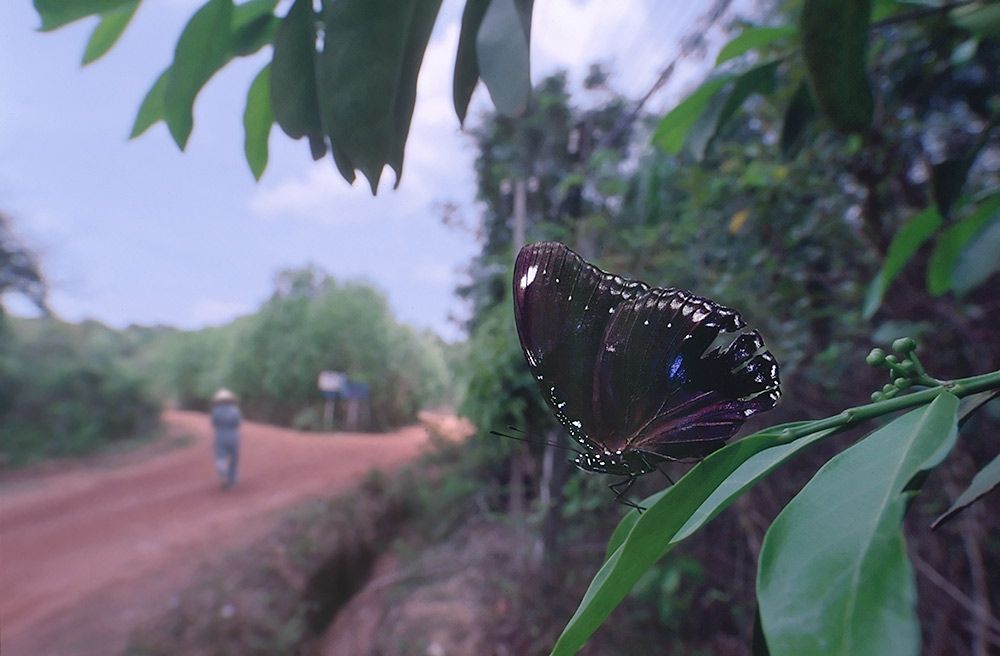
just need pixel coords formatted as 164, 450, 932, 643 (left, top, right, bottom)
519, 264, 538, 290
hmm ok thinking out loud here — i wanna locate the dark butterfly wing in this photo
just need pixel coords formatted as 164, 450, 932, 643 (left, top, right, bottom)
593, 287, 780, 459
513, 242, 647, 452
513, 241, 780, 461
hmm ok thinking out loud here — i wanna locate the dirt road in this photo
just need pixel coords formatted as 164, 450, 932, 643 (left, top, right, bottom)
0, 409, 465, 656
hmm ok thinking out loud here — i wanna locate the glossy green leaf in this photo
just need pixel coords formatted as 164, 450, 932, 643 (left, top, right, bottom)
82, 0, 139, 65
951, 2, 1000, 38
716, 25, 797, 65
453, 0, 490, 125
270, 0, 326, 160
130, 67, 169, 139
318, 0, 444, 192
33, 0, 134, 31
687, 59, 781, 160
951, 209, 1000, 296
476, 0, 533, 117
757, 393, 959, 656
863, 205, 943, 319
933, 449, 1000, 529
927, 191, 1000, 295
230, 0, 279, 57
244, 65, 273, 181
799, 0, 873, 133
163, 0, 235, 150
652, 75, 733, 156
552, 421, 837, 656
780, 79, 816, 158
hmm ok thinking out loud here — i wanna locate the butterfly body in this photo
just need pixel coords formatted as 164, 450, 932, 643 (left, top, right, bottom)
513, 241, 780, 492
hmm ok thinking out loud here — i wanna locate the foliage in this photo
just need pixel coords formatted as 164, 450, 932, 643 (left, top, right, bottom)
541, 1, 1000, 653
34, 0, 536, 192
147, 266, 452, 430
0, 317, 159, 465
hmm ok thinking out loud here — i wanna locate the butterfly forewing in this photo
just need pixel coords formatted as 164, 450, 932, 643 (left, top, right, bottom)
513, 242, 647, 452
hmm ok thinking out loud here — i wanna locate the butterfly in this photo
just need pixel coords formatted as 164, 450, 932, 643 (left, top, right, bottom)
512, 241, 780, 502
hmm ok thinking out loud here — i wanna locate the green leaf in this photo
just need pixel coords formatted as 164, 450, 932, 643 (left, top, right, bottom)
82, 0, 139, 66
230, 0, 279, 57
552, 421, 838, 656
927, 191, 1000, 295
270, 0, 326, 160
799, 0, 874, 133
687, 59, 781, 160
652, 75, 733, 156
130, 67, 169, 139
244, 65, 273, 181
757, 393, 959, 656
318, 0, 444, 192
716, 25, 797, 65
453, 0, 490, 125
33, 0, 135, 31
475, 0, 533, 117
933, 449, 1000, 529
951, 208, 1000, 296
163, 0, 235, 150
780, 79, 817, 158
863, 205, 943, 319
931, 155, 976, 219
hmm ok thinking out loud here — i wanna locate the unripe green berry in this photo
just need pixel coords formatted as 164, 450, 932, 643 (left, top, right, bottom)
872, 391, 883, 402
883, 383, 895, 393
866, 349, 885, 366
892, 337, 916, 354
885, 354, 899, 365
899, 360, 916, 375
894, 377, 909, 389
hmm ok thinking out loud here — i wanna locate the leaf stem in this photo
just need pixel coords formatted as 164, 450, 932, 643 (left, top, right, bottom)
779, 368, 1000, 444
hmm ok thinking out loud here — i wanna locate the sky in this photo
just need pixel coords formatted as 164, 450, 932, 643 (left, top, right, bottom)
1, 0, 752, 341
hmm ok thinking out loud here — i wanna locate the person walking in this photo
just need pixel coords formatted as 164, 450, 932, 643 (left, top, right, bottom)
210, 388, 242, 489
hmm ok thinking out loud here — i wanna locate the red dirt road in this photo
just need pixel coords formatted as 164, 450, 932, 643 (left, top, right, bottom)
0, 409, 463, 656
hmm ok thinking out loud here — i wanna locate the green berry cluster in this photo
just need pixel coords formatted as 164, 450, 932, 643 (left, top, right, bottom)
866, 338, 944, 402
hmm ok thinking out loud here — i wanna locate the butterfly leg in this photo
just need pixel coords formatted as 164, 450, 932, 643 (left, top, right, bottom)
609, 476, 645, 512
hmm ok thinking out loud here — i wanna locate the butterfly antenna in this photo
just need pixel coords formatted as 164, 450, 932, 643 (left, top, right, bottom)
489, 427, 582, 455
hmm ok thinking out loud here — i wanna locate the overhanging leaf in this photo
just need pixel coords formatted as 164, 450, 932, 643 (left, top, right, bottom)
230, 0, 279, 57
453, 0, 491, 125
757, 393, 959, 656
318, 0, 444, 192
716, 25, 797, 65
163, 0, 235, 150
271, 0, 326, 159
476, 0, 533, 117
552, 421, 838, 656
799, 0, 874, 133
130, 67, 170, 139
927, 191, 1000, 295
244, 65, 273, 180
652, 75, 734, 156
82, 0, 139, 66
33, 0, 135, 32
863, 205, 943, 319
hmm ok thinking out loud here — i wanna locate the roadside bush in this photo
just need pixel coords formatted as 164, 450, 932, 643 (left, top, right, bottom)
0, 317, 159, 465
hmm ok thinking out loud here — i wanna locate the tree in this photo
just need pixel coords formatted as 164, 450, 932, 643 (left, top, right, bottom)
0, 211, 47, 316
